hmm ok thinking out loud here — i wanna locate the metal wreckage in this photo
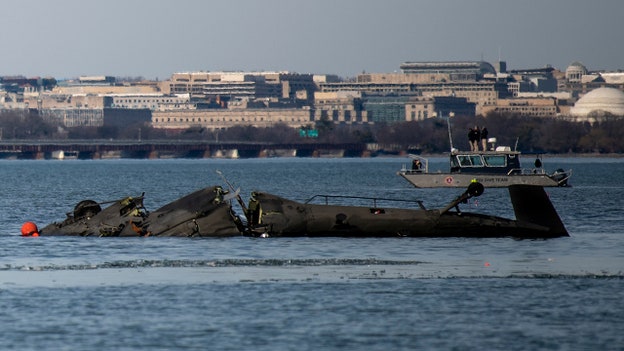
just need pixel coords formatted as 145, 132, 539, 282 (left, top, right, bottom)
34, 173, 568, 239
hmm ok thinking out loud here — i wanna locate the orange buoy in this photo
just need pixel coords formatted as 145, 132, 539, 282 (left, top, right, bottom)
21, 222, 39, 237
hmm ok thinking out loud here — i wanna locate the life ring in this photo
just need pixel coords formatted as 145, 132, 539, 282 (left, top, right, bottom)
445, 176, 453, 184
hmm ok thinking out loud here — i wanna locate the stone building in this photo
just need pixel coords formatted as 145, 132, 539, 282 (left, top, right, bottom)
485, 97, 558, 118
559, 62, 624, 98
160, 71, 317, 103
318, 61, 504, 118
313, 91, 368, 124
565, 62, 587, 83
107, 94, 189, 110
507, 67, 558, 95
151, 106, 313, 129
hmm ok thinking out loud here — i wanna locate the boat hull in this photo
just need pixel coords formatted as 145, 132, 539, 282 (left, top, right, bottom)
398, 171, 563, 188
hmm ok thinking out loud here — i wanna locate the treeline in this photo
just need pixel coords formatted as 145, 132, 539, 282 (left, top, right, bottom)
0, 110, 622, 153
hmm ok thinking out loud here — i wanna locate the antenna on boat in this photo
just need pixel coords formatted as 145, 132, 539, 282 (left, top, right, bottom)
514, 137, 519, 151
441, 111, 455, 152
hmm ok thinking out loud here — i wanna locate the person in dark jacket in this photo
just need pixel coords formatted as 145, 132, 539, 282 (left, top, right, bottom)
468, 127, 476, 151
480, 127, 489, 151
468, 126, 480, 152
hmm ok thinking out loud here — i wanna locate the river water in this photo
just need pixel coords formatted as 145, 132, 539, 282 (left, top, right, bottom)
0, 157, 622, 350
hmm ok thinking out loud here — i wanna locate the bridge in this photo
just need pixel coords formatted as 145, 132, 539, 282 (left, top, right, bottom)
0, 140, 371, 159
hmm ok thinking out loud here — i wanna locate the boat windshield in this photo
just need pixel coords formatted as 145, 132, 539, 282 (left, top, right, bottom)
482, 155, 507, 167
456, 155, 484, 167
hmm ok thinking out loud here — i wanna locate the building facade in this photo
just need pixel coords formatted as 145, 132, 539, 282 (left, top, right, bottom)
39, 108, 104, 127
151, 107, 313, 129
318, 62, 504, 117
160, 71, 317, 102
406, 96, 476, 121
485, 97, 558, 118
313, 91, 368, 124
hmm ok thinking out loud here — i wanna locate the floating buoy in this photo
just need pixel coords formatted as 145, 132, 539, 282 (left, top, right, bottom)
21, 222, 39, 237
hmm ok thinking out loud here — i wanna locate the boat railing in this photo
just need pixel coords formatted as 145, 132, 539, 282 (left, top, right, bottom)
400, 154, 428, 174
508, 168, 548, 175
305, 194, 426, 210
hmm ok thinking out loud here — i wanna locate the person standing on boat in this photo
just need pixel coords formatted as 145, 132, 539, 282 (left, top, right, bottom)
412, 159, 422, 172
469, 126, 480, 152
468, 127, 476, 151
480, 127, 489, 151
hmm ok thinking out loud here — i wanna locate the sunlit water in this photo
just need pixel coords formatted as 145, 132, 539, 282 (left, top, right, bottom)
0, 157, 622, 350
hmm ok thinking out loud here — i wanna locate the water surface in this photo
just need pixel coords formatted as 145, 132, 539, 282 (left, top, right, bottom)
1, 157, 622, 350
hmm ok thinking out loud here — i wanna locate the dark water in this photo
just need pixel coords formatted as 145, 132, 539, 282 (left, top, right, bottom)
1, 157, 623, 350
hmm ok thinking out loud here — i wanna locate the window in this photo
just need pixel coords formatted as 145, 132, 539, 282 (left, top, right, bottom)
457, 155, 471, 166
483, 155, 506, 167
469, 155, 483, 166
457, 155, 484, 167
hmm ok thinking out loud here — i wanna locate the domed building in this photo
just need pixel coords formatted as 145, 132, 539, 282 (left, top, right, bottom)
569, 87, 624, 123
565, 61, 588, 83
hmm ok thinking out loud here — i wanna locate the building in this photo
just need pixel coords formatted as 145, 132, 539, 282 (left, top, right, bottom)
22, 91, 186, 111
565, 62, 587, 83
318, 62, 503, 117
406, 96, 476, 121
77, 76, 116, 85
486, 97, 558, 118
399, 61, 497, 81
161, 71, 317, 103
362, 95, 411, 123
507, 67, 558, 95
39, 108, 104, 127
151, 106, 313, 130
107, 94, 189, 110
313, 91, 368, 124
569, 87, 624, 123
559, 62, 624, 98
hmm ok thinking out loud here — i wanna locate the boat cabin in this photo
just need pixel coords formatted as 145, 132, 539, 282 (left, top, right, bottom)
449, 150, 522, 174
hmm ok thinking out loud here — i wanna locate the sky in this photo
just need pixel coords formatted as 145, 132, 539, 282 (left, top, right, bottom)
1, 0, 622, 80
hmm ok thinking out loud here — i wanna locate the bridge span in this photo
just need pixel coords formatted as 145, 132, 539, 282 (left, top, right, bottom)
0, 140, 371, 159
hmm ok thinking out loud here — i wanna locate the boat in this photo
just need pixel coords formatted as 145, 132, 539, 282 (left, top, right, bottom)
245, 182, 568, 239
398, 116, 571, 188
398, 146, 571, 188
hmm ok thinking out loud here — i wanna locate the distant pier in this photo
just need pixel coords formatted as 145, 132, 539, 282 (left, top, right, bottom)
0, 140, 371, 159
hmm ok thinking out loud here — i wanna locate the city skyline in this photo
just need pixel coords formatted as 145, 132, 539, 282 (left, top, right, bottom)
1, 0, 622, 79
